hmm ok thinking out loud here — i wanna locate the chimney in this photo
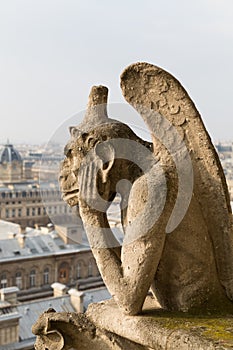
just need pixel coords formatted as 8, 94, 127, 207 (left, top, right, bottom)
20, 225, 26, 234
17, 234, 26, 249
55, 224, 82, 244
51, 283, 68, 297
47, 223, 54, 232
17, 225, 27, 248
0, 287, 19, 305
68, 288, 85, 313
40, 223, 54, 234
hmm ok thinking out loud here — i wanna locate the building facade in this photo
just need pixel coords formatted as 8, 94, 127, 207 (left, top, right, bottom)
0, 143, 76, 228
0, 221, 103, 302
0, 183, 75, 228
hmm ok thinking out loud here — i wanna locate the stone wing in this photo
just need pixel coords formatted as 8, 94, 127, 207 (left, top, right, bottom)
120, 62, 233, 300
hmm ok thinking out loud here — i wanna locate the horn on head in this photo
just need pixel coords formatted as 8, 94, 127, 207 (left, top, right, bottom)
82, 85, 109, 126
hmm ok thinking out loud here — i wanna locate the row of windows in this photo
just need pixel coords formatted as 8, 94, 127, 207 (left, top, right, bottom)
46, 206, 72, 215
3, 205, 72, 218
5, 201, 22, 205
1, 189, 61, 199
41, 190, 61, 198
0, 268, 49, 289
1, 191, 39, 199
0, 262, 97, 290
58, 261, 96, 280
4, 207, 46, 218
4, 201, 41, 205
77, 261, 94, 279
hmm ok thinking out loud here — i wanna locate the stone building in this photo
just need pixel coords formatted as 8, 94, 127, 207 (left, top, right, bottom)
0, 220, 103, 302
0, 143, 75, 228
0, 181, 75, 228
0, 143, 24, 182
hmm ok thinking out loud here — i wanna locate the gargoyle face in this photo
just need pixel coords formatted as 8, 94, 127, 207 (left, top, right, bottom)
59, 126, 116, 207
59, 133, 87, 207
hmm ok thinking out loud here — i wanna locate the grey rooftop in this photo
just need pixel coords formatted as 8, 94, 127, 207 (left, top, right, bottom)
0, 220, 89, 262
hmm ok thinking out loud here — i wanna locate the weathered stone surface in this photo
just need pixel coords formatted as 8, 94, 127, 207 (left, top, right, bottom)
59, 62, 233, 316
120, 63, 233, 303
32, 308, 148, 350
87, 298, 233, 350
32, 300, 233, 350
35, 61, 233, 349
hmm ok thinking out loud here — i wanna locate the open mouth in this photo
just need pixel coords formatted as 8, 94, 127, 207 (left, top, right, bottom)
62, 189, 79, 202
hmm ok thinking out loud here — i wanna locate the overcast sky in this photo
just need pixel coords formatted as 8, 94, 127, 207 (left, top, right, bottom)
0, 0, 233, 144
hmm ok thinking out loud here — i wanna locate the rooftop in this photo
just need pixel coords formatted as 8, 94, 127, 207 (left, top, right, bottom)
0, 286, 111, 350
0, 220, 89, 262
0, 144, 22, 164
0, 180, 60, 192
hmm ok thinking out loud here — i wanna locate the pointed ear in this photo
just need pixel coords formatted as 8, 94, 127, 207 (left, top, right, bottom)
69, 126, 81, 138
94, 142, 115, 183
69, 126, 76, 135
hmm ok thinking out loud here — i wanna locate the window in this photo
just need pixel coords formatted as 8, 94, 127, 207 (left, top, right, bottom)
88, 261, 93, 277
29, 270, 36, 287
32, 208, 35, 216
0, 274, 7, 288
43, 268, 49, 285
59, 269, 66, 279
14, 250, 20, 256
5, 209, 9, 218
38, 207, 41, 215
77, 263, 81, 279
16, 272, 22, 289
18, 208, 22, 217
58, 262, 69, 284
12, 209, 15, 218
26, 208, 30, 216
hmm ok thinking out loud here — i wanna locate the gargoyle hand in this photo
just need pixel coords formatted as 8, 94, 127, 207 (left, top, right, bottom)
78, 141, 114, 215
78, 159, 109, 213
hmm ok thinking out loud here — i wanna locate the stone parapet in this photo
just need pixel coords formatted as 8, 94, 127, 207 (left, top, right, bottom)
32, 308, 144, 350
32, 297, 233, 350
87, 298, 233, 349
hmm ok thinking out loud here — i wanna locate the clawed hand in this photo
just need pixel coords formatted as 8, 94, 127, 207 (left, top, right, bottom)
78, 157, 110, 213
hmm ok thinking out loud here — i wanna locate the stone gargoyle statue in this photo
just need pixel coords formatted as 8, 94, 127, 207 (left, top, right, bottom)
59, 62, 233, 316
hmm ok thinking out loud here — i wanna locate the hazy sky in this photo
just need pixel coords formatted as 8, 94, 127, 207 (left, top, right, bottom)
0, 0, 233, 144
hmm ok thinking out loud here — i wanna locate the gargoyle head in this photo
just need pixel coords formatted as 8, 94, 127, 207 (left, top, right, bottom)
59, 85, 151, 208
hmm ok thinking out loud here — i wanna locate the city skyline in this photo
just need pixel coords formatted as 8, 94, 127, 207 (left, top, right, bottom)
0, 0, 233, 144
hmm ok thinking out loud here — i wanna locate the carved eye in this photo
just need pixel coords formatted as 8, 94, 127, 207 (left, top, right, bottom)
78, 147, 82, 152
64, 145, 72, 157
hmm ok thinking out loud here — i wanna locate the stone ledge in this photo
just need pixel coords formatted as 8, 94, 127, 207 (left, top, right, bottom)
86, 297, 233, 350
32, 308, 147, 350
32, 297, 233, 350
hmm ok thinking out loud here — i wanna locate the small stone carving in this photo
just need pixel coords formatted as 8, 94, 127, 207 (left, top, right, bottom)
59, 62, 233, 316
32, 308, 146, 350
